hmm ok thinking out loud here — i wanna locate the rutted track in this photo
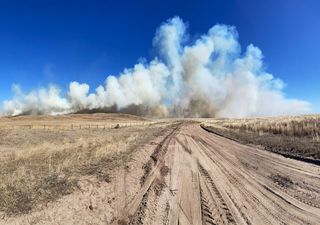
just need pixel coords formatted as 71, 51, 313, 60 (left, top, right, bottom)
114, 123, 320, 225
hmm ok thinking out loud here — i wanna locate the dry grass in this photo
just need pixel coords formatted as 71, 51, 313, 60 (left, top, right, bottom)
202, 115, 320, 161
0, 114, 171, 216
205, 115, 320, 141
0, 113, 159, 131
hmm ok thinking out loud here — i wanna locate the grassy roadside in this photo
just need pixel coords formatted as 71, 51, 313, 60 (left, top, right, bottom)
0, 123, 172, 216
201, 124, 320, 164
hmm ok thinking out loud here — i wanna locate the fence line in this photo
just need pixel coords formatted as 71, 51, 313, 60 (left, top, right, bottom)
0, 121, 160, 131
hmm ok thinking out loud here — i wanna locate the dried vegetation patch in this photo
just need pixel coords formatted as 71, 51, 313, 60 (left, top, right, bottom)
0, 115, 170, 216
202, 115, 320, 161
208, 115, 320, 139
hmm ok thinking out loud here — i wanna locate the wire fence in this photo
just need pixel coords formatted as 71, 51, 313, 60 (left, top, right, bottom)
0, 121, 161, 131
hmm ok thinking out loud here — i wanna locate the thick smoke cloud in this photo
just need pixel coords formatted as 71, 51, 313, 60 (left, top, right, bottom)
2, 17, 311, 117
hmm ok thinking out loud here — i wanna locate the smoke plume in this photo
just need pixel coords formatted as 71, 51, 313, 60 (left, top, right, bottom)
2, 17, 311, 117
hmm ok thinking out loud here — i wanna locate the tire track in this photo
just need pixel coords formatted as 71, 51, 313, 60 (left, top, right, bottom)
198, 163, 236, 225
196, 127, 319, 225
196, 137, 309, 225
200, 187, 217, 225
112, 124, 181, 225
113, 123, 320, 225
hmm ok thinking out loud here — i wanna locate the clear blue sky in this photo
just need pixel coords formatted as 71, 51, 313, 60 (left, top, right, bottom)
0, 0, 319, 112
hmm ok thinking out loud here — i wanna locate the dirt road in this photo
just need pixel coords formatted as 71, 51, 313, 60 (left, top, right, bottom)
116, 123, 320, 225
2, 122, 320, 225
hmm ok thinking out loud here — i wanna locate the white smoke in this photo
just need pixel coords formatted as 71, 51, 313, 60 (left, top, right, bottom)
1, 17, 311, 117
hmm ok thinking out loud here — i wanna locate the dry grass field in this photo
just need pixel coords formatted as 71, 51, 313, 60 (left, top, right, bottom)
202, 114, 320, 161
206, 114, 320, 140
1, 114, 319, 225
0, 113, 173, 216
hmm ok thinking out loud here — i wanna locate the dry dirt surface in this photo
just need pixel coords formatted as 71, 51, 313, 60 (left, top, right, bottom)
2, 122, 320, 225
113, 123, 320, 225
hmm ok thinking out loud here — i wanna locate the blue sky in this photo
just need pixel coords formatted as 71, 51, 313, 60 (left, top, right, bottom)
0, 0, 319, 112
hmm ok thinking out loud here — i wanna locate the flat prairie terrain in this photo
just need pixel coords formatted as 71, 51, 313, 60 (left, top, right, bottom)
0, 114, 319, 225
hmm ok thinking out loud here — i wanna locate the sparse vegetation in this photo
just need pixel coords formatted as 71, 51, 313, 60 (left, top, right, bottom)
208, 115, 320, 140
0, 114, 170, 215
202, 115, 320, 162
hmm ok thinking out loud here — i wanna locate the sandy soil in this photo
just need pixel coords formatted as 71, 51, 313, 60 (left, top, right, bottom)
1, 122, 320, 225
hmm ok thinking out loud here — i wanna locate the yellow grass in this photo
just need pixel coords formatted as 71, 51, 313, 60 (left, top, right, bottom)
204, 114, 320, 140
0, 114, 170, 215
